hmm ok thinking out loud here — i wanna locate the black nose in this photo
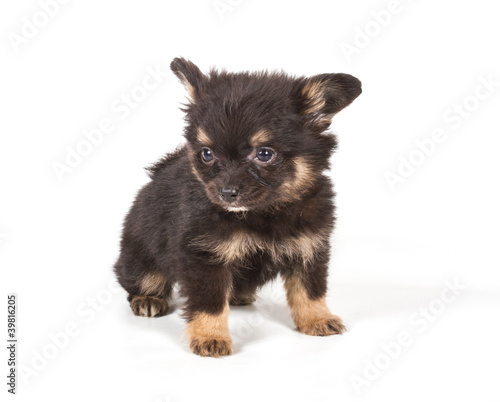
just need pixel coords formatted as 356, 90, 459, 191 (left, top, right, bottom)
220, 187, 239, 203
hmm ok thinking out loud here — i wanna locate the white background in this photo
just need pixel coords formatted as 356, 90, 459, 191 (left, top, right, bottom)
1, 0, 499, 401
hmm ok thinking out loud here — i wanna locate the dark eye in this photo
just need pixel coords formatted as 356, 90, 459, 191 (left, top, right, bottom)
256, 148, 274, 162
201, 147, 214, 163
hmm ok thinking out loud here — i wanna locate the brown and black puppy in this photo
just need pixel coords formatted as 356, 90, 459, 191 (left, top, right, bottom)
114, 58, 361, 357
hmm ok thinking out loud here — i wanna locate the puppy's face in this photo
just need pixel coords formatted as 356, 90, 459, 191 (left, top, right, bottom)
170, 58, 362, 212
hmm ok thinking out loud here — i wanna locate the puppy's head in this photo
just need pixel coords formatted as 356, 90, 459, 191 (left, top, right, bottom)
170, 57, 361, 212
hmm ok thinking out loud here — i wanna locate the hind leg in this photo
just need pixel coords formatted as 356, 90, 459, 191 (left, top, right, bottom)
230, 263, 262, 306
114, 240, 174, 318
128, 271, 173, 317
230, 289, 257, 306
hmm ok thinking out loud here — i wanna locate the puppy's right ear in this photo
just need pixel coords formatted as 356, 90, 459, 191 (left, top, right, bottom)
170, 57, 205, 104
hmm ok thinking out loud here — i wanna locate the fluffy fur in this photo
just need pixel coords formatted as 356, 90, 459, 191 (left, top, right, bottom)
114, 58, 361, 357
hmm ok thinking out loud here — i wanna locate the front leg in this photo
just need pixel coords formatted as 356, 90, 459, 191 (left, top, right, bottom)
180, 264, 233, 357
283, 263, 345, 336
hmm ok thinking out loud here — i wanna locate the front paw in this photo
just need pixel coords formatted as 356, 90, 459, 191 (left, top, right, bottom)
297, 315, 346, 336
190, 336, 233, 358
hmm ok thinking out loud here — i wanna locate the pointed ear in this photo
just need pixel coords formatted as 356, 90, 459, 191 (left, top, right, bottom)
170, 57, 205, 104
299, 73, 362, 131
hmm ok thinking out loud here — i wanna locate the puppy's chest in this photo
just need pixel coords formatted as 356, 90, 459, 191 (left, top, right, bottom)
193, 225, 328, 265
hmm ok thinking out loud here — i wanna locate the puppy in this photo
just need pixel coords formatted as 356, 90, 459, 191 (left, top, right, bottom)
114, 58, 361, 357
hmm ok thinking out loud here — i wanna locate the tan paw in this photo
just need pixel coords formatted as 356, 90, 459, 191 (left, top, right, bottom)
190, 336, 233, 358
130, 295, 169, 317
297, 315, 346, 336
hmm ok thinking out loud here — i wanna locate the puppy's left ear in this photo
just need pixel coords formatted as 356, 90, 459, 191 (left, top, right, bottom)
170, 57, 205, 104
298, 73, 362, 131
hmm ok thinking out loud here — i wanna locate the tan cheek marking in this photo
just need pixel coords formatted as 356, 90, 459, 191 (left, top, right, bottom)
139, 272, 167, 296
187, 149, 222, 206
186, 145, 205, 185
196, 128, 212, 147
250, 129, 272, 147
280, 157, 316, 201
284, 276, 332, 328
294, 157, 315, 188
191, 165, 204, 184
